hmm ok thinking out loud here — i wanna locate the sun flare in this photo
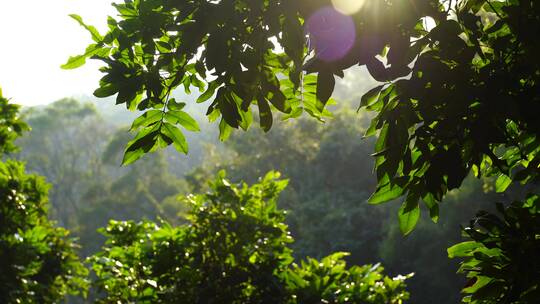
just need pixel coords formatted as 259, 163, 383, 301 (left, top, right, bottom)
331, 0, 366, 15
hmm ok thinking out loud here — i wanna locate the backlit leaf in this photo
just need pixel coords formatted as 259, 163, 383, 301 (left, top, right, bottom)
398, 198, 420, 235
161, 122, 188, 154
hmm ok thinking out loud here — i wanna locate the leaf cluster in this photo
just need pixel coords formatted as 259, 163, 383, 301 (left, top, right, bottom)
0, 90, 88, 303
68, 0, 540, 229
361, 0, 540, 234
89, 171, 410, 303
448, 195, 540, 303
0, 88, 29, 154
65, 0, 540, 302
63, 0, 335, 164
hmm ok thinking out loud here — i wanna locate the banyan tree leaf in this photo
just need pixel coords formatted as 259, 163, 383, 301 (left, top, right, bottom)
218, 119, 233, 141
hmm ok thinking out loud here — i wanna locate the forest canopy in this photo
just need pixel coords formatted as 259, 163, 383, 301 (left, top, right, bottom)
62, 0, 540, 302
0, 0, 539, 303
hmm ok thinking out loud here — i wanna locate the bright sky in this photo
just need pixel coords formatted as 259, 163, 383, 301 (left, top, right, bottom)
0, 1, 117, 106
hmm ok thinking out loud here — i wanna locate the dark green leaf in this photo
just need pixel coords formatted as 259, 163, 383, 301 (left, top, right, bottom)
217, 88, 241, 128
268, 89, 291, 114
257, 97, 273, 132
94, 84, 119, 98
316, 72, 335, 111
161, 122, 188, 154
122, 125, 159, 165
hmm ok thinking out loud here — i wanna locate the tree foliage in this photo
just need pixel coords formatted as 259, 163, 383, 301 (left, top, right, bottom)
17, 99, 110, 227
78, 136, 190, 256
0, 89, 88, 303
448, 195, 540, 303
363, 0, 540, 234
0, 87, 29, 154
190, 108, 384, 263
89, 171, 410, 303
67, 0, 539, 227
65, 0, 540, 302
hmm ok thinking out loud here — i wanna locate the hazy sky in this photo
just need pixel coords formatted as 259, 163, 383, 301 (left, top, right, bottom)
0, 1, 117, 106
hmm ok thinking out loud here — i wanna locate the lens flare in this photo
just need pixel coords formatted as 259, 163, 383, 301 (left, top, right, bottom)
306, 7, 356, 62
331, 0, 366, 15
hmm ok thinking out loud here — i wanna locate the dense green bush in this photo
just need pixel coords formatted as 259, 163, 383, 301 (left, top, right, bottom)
89, 171, 410, 303
0, 161, 88, 303
0, 88, 28, 155
0, 89, 88, 303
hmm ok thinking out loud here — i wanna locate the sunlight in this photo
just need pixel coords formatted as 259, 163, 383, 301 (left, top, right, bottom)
0, 1, 116, 106
331, 0, 366, 15
306, 7, 356, 62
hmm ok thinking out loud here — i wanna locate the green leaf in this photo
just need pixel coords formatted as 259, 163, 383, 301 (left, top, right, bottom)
217, 88, 241, 128
268, 89, 291, 114
447, 241, 479, 258
257, 97, 273, 132
368, 182, 404, 204
398, 198, 420, 235
359, 85, 385, 110
463, 276, 493, 294
316, 72, 335, 111
423, 193, 439, 223
219, 119, 233, 141
61, 44, 103, 69
93, 84, 119, 98
374, 123, 389, 153
61, 55, 87, 70
122, 125, 160, 165
161, 122, 188, 154
366, 57, 389, 82
495, 174, 511, 193
197, 82, 219, 103
238, 107, 253, 131
130, 110, 162, 131
430, 19, 462, 40
167, 98, 186, 111
165, 111, 200, 132
69, 14, 103, 42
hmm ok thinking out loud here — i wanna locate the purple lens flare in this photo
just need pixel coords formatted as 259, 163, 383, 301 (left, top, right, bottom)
305, 7, 356, 62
